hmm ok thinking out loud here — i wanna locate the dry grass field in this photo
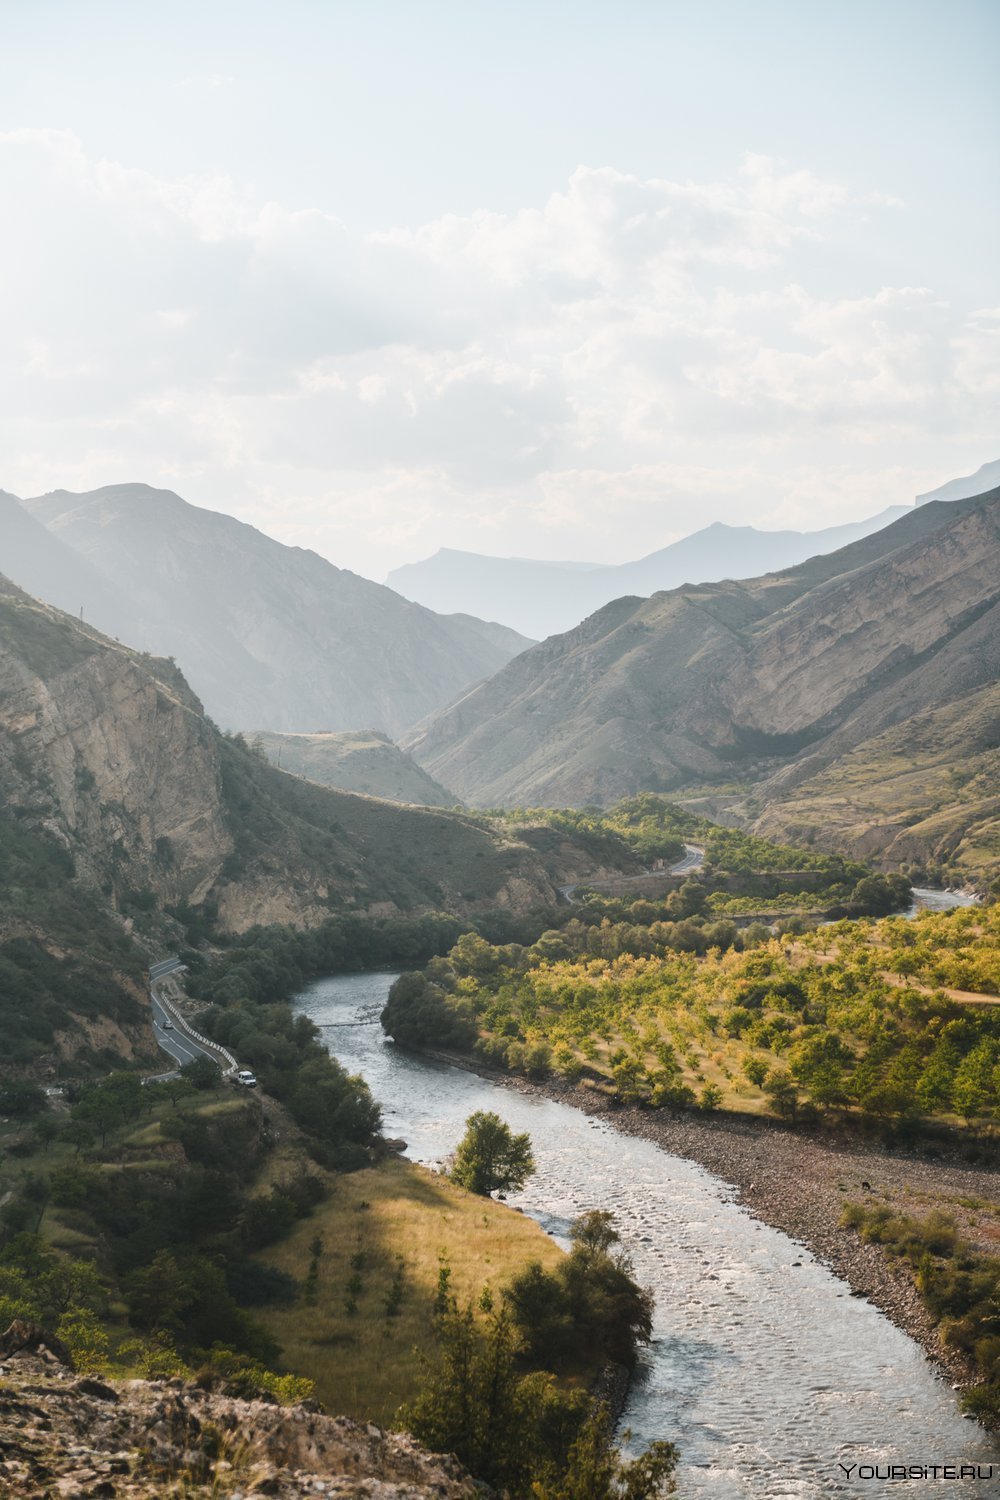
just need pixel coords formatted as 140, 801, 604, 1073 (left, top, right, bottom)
256, 1154, 571, 1424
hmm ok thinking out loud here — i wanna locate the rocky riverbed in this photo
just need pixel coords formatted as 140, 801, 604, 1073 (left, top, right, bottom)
511, 1075, 1000, 1390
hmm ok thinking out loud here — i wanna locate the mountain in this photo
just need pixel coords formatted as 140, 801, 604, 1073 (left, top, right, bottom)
7, 484, 532, 736
916, 458, 1000, 507
403, 489, 1000, 881
0, 576, 640, 1064
249, 728, 458, 807
386, 507, 911, 639
749, 679, 1000, 885
0, 573, 634, 930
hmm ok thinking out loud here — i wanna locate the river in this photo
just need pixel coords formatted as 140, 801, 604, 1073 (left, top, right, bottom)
908, 888, 981, 917
294, 971, 998, 1499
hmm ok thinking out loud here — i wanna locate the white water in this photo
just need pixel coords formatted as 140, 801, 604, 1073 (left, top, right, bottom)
296, 971, 998, 1499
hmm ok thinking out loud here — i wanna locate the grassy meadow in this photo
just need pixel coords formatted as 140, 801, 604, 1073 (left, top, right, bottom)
256, 1154, 573, 1424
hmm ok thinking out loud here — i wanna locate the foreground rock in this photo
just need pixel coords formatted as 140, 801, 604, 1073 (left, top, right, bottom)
0, 1323, 482, 1499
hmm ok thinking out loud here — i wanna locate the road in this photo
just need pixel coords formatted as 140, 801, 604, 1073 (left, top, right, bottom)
558, 841, 705, 901
148, 961, 238, 1077
150, 991, 211, 1070
670, 842, 705, 875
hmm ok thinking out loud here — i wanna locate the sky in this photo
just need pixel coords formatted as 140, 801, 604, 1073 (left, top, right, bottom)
1, 0, 998, 580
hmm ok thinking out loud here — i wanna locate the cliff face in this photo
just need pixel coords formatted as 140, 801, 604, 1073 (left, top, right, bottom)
0, 1324, 480, 1499
0, 581, 232, 906
404, 489, 1000, 823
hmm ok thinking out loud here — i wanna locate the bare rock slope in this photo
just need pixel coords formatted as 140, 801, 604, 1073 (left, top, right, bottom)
0, 577, 638, 935
404, 490, 1000, 847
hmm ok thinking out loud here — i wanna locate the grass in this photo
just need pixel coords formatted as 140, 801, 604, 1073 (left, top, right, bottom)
255, 1155, 573, 1425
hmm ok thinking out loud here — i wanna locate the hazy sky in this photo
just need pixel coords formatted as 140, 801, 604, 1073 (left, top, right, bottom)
2, 0, 998, 579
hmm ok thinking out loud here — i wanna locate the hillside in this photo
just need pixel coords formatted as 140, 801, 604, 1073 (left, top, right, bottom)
386, 506, 911, 639
0, 577, 641, 1068
404, 489, 1000, 880
749, 680, 1000, 885
7, 483, 531, 736
249, 728, 458, 807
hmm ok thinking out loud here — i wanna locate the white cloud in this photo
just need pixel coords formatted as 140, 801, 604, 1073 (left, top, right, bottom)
0, 131, 994, 575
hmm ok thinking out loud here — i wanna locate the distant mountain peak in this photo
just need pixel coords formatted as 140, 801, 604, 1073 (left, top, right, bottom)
916, 459, 1000, 507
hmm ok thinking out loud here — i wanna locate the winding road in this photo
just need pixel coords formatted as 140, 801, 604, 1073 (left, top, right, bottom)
147, 957, 239, 1078
558, 840, 705, 901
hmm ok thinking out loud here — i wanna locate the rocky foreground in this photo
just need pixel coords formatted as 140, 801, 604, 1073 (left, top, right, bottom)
0, 1322, 481, 1500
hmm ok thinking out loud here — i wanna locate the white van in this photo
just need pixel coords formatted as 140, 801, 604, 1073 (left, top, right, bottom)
236, 1069, 258, 1088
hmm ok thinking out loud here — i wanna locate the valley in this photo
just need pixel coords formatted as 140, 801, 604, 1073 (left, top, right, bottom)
1, 474, 998, 1496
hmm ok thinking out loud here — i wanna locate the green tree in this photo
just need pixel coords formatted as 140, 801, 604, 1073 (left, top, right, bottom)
763, 1069, 800, 1122
451, 1111, 536, 1196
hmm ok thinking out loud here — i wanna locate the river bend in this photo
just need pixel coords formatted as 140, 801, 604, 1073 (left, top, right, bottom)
295, 971, 998, 1499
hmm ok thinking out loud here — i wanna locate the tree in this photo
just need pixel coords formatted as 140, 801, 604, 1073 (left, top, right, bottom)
451, 1111, 536, 1196
763, 1069, 800, 1122
0, 1080, 46, 1118
180, 1055, 222, 1090
405, 1299, 676, 1498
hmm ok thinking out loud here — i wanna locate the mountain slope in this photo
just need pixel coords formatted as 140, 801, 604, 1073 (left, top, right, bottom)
11, 484, 532, 736
404, 490, 1000, 833
750, 680, 1000, 883
0, 574, 637, 932
249, 729, 458, 807
386, 506, 911, 638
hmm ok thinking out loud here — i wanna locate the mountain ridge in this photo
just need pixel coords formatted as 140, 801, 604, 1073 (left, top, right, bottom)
402, 488, 1000, 882
386, 504, 913, 638
4, 483, 532, 737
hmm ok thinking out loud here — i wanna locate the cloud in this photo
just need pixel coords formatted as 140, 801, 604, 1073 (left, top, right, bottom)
0, 131, 993, 574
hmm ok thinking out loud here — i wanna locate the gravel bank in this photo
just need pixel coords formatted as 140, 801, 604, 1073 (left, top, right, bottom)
500, 1074, 1000, 1390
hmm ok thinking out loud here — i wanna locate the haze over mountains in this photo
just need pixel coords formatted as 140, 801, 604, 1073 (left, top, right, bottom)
915, 457, 1000, 507
387, 505, 914, 639
2, 484, 531, 738
404, 487, 1000, 876
250, 729, 458, 808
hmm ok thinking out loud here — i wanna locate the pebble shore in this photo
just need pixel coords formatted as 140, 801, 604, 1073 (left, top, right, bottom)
502, 1073, 1000, 1389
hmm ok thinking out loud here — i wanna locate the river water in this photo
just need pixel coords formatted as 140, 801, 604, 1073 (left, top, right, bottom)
295, 971, 999, 1498
908, 888, 981, 917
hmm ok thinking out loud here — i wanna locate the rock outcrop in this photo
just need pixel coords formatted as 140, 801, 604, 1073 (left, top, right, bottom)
0, 1323, 482, 1498
0, 578, 641, 940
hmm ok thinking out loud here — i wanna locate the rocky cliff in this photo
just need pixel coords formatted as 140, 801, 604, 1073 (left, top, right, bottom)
0, 577, 638, 935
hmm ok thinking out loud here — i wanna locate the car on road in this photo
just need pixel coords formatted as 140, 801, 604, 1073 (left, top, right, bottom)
236, 1069, 257, 1088
161, 1020, 174, 1030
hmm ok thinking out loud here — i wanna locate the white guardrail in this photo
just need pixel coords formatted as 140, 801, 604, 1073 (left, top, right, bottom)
152, 981, 239, 1076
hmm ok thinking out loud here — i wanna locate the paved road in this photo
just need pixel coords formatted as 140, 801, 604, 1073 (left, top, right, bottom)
558, 841, 705, 902
150, 991, 212, 1069
148, 982, 238, 1077
670, 842, 705, 875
